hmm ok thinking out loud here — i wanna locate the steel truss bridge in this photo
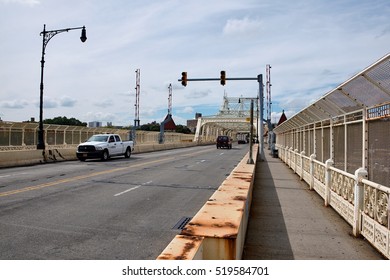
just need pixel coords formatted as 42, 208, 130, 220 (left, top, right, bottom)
194, 94, 260, 142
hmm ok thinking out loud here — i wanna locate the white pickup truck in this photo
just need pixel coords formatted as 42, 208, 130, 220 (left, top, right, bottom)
76, 134, 134, 161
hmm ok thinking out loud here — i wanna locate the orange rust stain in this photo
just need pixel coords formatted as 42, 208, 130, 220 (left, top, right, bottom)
212, 223, 223, 228
158, 254, 171, 260
188, 222, 202, 227
224, 222, 237, 228
181, 228, 194, 235
171, 241, 196, 260
184, 241, 195, 251
233, 177, 252, 182
223, 233, 238, 239
233, 195, 247, 201
178, 235, 203, 241
206, 202, 217, 206
160, 236, 204, 260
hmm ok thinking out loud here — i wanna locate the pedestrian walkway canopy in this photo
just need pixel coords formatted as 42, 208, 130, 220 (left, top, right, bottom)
274, 53, 390, 133
273, 53, 390, 189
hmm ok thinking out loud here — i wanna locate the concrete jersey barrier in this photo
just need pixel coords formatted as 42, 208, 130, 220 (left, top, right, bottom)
157, 145, 258, 260
0, 141, 203, 168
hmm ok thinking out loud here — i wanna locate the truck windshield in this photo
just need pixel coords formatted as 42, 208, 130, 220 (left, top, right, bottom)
87, 135, 109, 142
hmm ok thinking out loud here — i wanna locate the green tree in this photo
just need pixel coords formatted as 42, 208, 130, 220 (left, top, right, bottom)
175, 125, 192, 134
43, 116, 87, 127
138, 122, 160, 131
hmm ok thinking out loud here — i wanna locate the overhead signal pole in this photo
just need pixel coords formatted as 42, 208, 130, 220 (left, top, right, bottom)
178, 71, 265, 162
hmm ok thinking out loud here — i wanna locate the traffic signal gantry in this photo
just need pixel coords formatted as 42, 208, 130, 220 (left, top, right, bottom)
220, 71, 226, 85
178, 70, 266, 162
179, 70, 259, 87
181, 72, 187, 86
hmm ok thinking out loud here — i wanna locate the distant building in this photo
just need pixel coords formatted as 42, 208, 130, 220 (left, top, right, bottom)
89, 121, 102, 128
277, 110, 287, 126
187, 113, 202, 133
162, 114, 176, 131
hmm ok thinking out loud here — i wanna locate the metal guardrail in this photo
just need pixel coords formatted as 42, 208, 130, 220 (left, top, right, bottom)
277, 145, 390, 259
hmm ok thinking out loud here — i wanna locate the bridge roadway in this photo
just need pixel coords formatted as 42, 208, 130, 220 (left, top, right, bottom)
0, 145, 248, 259
243, 150, 385, 260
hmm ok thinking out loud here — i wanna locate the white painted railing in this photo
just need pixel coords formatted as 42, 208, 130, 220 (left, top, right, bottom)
277, 145, 390, 259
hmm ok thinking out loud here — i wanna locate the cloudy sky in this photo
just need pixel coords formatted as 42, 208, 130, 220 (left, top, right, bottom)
1, 0, 389, 126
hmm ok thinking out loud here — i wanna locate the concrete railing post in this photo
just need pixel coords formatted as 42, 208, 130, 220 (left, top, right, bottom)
309, 154, 316, 190
353, 168, 368, 237
284, 146, 287, 164
300, 151, 305, 180
325, 159, 334, 207
294, 149, 298, 173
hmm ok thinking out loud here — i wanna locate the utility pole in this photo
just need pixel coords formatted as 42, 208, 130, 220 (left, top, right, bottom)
132, 69, 140, 142
159, 83, 173, 144
266, 65, 272, 127
266, 65, 272, 148
168, 83, 172, 115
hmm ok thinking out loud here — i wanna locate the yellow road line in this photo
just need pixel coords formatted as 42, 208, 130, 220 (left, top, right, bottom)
0, 147, 213, 198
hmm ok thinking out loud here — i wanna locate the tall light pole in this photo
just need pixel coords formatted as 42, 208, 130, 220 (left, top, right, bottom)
37, 24, 87, 150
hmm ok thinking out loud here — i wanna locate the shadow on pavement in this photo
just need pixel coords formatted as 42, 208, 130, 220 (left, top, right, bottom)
243, 155, 294, 259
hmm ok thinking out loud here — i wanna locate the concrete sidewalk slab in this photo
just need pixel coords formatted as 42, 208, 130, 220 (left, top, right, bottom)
243, 151, 384, 260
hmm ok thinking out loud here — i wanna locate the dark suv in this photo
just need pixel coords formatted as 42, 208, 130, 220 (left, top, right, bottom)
216, 136, 232, 149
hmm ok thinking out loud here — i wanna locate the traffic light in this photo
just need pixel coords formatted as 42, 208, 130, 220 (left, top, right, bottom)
220, 70, 226, 86
181, 72, 187, 87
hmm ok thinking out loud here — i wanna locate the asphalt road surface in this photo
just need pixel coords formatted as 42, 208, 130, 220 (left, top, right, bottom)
0, 144, 248, 259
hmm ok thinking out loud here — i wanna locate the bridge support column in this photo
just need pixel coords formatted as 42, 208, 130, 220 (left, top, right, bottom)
324, 159, 334, 207
353, 168, 368, 237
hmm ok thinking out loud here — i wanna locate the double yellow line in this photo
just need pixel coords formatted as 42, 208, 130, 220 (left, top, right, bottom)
0, 148, 213, 198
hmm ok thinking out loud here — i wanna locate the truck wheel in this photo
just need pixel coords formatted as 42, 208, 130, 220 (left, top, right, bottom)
101, 150, 109, 161
124, 147, 131, 158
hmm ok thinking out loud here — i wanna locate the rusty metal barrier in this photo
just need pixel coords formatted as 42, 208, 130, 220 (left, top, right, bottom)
157, 145, 258, 260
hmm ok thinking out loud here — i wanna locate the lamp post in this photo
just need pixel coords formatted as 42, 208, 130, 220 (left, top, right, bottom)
37, 24, 87, 150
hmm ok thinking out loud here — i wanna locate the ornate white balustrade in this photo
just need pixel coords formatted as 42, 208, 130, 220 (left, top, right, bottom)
277, 145, 390, 259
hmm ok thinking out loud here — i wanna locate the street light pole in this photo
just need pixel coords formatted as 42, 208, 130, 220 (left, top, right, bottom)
247, 99, 254, 164
258, 74, 265, 161
37, 24, 87, 150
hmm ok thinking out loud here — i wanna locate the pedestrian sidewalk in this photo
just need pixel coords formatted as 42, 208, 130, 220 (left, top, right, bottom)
242, 151, 384, 260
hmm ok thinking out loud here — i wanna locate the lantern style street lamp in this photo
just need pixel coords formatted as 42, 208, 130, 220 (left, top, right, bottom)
37, 24, 87, 150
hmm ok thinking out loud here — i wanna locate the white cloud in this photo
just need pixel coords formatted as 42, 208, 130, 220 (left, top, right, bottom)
178, 107, 194, 114
0, 99, 29, 109
223, 17, 263, 36
94, 99, 114, 108
43, 99, 58, 109
0, 0, 40, 6
84, 112, 116, 123
185, 89, 211, 100
60, 96, 77, 107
